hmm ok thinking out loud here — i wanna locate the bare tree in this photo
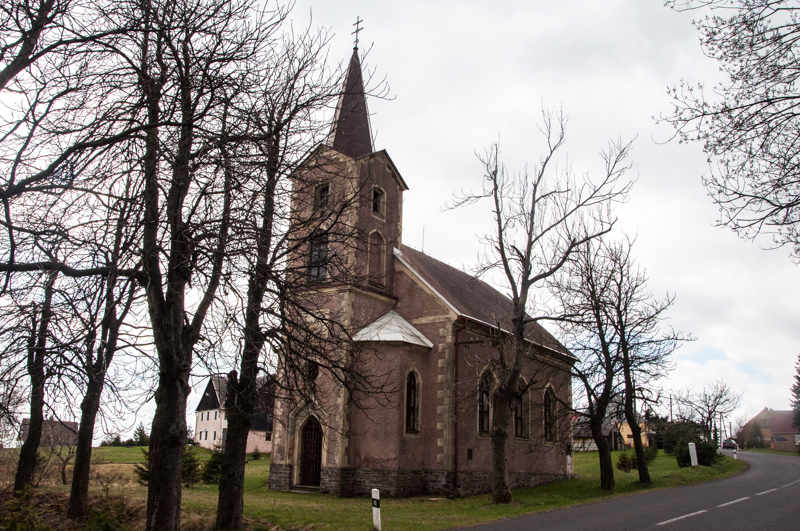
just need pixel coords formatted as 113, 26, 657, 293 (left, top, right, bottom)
13, 269, 56, 492
0, 0, 148, 208
665, 0, 800, 261
213, 31, 345, 528
604, 238, 687, 484
553, 237, 624, 490
451, 107, 632, 503
67, 271, 140, 519
675, 379, 741, 442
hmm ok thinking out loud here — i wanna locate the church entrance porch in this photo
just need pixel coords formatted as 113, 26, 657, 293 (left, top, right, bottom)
300, 416, 323, 486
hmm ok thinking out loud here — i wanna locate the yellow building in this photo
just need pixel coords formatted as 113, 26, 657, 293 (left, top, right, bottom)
617, 421, 649, 448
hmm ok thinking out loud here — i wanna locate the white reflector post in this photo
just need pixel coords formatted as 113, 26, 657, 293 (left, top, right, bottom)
372, 488, 381, 531
688, 442, 698, 467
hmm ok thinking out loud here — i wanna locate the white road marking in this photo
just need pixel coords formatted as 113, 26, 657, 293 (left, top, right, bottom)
781, 479, 800, 488
717, 497, 749, 507
756, 488, 777, 496
656, 510, 707, 526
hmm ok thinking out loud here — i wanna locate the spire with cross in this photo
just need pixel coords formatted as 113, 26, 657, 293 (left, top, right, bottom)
352, 16, 363, 50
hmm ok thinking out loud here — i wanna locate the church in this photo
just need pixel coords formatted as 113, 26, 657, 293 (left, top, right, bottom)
268, 45, 575, 498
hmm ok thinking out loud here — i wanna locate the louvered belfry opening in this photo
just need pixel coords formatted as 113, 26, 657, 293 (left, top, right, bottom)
300, 416, 323, 486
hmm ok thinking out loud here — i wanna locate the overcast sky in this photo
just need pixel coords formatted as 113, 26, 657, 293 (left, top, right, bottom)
237, 0, 798, 428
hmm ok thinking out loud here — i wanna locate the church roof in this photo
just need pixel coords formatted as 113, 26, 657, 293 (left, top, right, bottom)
395, 245, 571, 358
353, 310, 434, 349
327, 48, 374, 159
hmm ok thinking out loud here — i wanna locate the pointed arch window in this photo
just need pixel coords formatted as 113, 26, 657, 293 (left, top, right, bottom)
368, 231, 385, 287
372, 187, 385, 218
544, 388, 557, 442
314, 183, 330, 211
478, 373, 492, 435
309, 232, 328, 279
514, 379, 529, 439
405, 372, 419, 434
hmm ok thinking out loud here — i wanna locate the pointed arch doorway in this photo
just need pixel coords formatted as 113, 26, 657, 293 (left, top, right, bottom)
299, 416, 323, 486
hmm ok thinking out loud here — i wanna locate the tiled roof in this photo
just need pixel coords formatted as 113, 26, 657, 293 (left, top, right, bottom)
768, 410, 797, 433
197, 374, 274, 413
210, 374, 228, 406
395, 245, 571, 357
353, 310, 434, 349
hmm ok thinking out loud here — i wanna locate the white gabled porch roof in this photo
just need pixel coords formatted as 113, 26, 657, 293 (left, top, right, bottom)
353, 310, 433, 349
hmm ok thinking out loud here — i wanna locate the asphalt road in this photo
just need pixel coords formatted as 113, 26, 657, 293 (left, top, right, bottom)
459, 450, 800, 530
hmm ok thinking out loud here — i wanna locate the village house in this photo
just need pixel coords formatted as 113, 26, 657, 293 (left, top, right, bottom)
743, 408, 799, 452
18, 418, 78, 447
572, 419, 624, 452
267, 46, 576, 498
194, 374, 274, 453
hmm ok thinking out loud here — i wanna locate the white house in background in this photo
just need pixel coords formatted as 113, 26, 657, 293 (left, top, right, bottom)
194, 374, 275, 454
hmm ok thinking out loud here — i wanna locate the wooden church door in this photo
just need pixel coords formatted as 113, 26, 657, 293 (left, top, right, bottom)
300, 416, 323, 486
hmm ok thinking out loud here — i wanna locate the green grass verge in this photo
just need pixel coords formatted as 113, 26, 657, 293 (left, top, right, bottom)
166, 449, 745, 531
67, 448, 745, 530
739, 447, 800, 456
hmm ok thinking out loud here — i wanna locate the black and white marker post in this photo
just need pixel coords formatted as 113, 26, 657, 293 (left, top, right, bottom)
372, 488, 381, 530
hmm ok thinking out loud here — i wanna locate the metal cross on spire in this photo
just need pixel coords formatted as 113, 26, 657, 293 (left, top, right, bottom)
352, 16, 363, 49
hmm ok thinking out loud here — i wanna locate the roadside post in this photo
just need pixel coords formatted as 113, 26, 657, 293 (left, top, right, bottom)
734, 447, 737, 460
688, 442, 698, 467
372, 488, 381, 531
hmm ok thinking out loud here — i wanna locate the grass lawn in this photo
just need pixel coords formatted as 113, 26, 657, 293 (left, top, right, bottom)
17, 447, 745, 530
83, 447, 746, 531
92, 445, 213, 464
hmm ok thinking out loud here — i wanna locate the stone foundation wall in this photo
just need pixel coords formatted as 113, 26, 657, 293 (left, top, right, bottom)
269, 462, 567, 498
321, 466, 354, 497
268, 463, 292, 491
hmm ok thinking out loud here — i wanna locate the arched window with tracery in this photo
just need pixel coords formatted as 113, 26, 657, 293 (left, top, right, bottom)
544, 387, 557, 442
405, 372, 419, 433
478, 373, 492, 434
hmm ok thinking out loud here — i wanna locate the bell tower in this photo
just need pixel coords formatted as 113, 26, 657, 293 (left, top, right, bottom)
293, 42, 408, 300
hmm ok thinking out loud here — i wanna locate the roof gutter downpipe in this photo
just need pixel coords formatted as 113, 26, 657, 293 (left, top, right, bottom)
453, 319, 467, 493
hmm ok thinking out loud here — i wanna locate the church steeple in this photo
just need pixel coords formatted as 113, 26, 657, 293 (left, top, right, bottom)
327, 47, 374, 159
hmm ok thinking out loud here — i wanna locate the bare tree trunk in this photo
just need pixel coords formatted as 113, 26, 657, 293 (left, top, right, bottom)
622, 363, 650, 484
490, 390, 512, 503
67, 376, 102, 518
14, 271, 56, 493
216, 372, 251, 530
589, 415, 614, 490
217, 164, 273, 530
217, 291, 264, 529
147, 360, 191, 531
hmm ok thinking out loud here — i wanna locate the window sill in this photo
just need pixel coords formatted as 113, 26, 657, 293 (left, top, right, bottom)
404, 430, 420, 438
371, 211, 385, 221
